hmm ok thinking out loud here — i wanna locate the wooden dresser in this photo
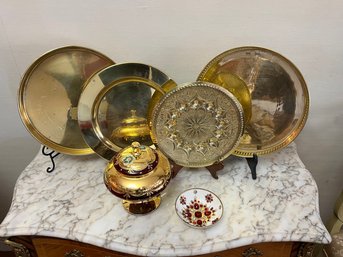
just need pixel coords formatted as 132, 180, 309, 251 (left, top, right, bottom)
5, 236, 313, 257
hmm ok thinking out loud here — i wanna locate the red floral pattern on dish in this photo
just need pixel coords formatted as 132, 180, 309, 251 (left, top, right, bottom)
205, 193, 213, 203
179, 195, 187, 205
181, 198, 218, 227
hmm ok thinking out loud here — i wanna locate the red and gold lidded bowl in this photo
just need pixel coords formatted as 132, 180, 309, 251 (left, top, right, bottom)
104, 141, 171, 214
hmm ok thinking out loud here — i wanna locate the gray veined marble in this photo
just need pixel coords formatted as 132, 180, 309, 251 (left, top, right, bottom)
0, 143, 331, 256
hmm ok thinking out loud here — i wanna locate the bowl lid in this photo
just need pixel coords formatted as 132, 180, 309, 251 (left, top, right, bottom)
114, 142, 158, 176
104, 143, 171, 201
18, 46, 114, 155
110, 110, 151, 148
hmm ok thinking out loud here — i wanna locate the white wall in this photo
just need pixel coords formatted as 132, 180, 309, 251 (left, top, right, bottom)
1, 0, 342, 231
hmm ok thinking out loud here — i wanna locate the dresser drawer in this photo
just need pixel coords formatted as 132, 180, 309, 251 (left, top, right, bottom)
194, 242, 294, 257
32, 237, 296, 257
32, 237, 136, 257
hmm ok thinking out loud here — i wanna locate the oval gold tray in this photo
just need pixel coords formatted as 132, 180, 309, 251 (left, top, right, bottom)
198, 46, 309, 157
151, 81, 244, 167
18, 46, 114, 155
78, 63, 175, 160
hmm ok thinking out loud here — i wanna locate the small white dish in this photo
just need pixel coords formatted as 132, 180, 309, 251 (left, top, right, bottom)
175, 188, 223, 228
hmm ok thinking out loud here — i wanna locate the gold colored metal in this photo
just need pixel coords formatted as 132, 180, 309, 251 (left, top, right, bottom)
104, 142, 171, 214
64, 249, 85, 257
18, 46, 114, 155
199, 71, 252, 123
198, 46, 309, 157
122, 196, 161, 215
116, 141, 156, 173
111, 110, 151, 148
3, 239, 32, 257
78, 63, 174, 160
242, 247, 263, 257
151, 82, 244, 167
297, 243, 315, 257
147, 79, 178, 126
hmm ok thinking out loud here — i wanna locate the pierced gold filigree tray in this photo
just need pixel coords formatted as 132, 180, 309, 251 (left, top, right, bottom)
151, 81, 244, 167
198, 46, 309, 157
78, 63, 175, 160
18, 46, 114, 155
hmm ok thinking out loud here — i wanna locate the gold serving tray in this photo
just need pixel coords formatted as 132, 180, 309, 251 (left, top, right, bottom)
151, 82, 244, 168
78, 63, 175, 160
18, 46, 114, 155
198, 46, 309, 157
147, 73, 250, 125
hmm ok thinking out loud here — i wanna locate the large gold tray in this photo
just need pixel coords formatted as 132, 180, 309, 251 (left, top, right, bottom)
77, 63, 175, 160
151, 82, 244, 167
18, 46, 114, 155
198, 46, 309, 157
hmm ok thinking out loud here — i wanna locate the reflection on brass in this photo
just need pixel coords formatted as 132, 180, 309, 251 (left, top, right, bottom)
78, 63, 174, 160
18, 46, 114, 155
198, 46, 309, 157
151, 82, 244, 167
199, 71, 252, 123
111, 110, 151, 148
104, 142, 171, 214
147, 79, 178, 126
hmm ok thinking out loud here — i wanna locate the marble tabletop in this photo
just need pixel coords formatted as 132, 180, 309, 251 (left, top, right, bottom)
0, 143, 331, 256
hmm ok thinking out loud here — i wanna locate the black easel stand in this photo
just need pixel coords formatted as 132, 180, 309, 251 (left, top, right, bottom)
41, 146, 60, 173
246, 154, 258, 180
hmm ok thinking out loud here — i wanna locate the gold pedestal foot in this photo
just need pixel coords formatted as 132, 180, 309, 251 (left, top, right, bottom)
122, 196, 161, 214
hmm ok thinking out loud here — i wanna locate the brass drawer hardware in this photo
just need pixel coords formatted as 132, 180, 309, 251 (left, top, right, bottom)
64, 249, 85, 257
242, 247, 263, 256
297, 243, 315, 257
3, 239, 31, 257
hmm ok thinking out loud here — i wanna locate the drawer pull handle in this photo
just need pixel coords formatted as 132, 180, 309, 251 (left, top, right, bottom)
242, 247, 263, 257
65, 249, 85, 257
3, 239, 31, 257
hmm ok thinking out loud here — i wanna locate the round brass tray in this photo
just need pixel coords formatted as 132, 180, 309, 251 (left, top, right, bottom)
18, 46, 114, 155
78, 63, 175, 160
198, 46, 309, 157
151, 82, 244, 167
